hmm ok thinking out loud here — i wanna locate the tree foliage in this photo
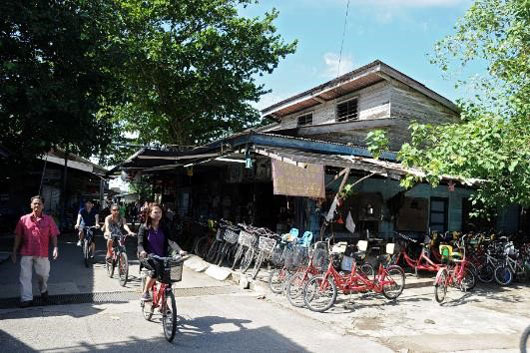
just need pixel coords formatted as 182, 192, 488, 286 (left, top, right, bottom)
0, 0, 296, 165
0, 0, 125, 162
112, 0, 296, 146
398, 0, 530, 213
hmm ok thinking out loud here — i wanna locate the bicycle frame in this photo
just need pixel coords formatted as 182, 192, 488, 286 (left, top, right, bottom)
321, 259, 394, 294
394, 243, 441, 273
151, 281, 170, 311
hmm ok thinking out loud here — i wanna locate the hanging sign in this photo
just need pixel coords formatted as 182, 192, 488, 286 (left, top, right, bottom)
271, 159, 325, 198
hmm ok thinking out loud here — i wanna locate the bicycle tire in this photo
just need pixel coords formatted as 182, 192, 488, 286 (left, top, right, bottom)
459, 267, 476, 292
269, 268, 288, 294
118, 252, 129, 287
434, 268, 449, 303
193, 236, 209, 258
231, 245, 244, 270
360, 263, 375, 279
240, 247, 255, 273
162, 290, 177, 342
206, 241, 220, 263
521, 325, 530, 353
381, 265, 405, 300
251, 252, 265, 279
217, 243, 229, 266
286, 271, 311, 307
494, 264, 513, 286
477, 263, 495, 283
303, 275, 337, 312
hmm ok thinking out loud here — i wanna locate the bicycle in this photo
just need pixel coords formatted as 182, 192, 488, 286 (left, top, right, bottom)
140, 254, 188, 342
106, 231, 133, 286
303, 243, 405, 312
81, 225, 98, 268
494, 241, 530, 286
433, 234, 476, 303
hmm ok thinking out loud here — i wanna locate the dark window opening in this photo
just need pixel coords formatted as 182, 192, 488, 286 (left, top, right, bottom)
297, 113, 313, 126
429, 197, 448, 233
336, 98, 358, 122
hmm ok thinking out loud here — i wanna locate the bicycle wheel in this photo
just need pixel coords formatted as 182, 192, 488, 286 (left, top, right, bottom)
494, 264, 513, 286
521, 325, 530, 353
286, 271, 312, 307
231, 245, 244, 270
106, 255, 115, 278
381, 265, 405, 300
194, 236, 210, 258
303, 275, 337, 312
118, 252, 129, 287
83, 240, 90, 268
217, 243, 229, 266
269, 268, 289, 294
240, 247, 255, 273
206, 241, 220, 263
251, 252, 265, 279
360, 263, 375, 279
477, 263, 494, 283
162, 290, 177, 342
459, 267, 476, 292
434, 268, 449, 303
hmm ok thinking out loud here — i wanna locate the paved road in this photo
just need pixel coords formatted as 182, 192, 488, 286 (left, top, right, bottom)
0, 273, 391, 353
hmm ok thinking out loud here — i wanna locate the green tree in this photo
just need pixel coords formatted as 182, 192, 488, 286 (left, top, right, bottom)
1, 0, 296, 165
112, 0, 296, 146
0, 0, 125, 163
398, 0, 530, 214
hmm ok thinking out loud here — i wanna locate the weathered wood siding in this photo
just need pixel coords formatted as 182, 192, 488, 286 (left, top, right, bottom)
278, 81, 392, 129
273, 78, 460, 150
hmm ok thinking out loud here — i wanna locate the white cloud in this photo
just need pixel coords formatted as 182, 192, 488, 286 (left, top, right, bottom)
322, 52, 354, 79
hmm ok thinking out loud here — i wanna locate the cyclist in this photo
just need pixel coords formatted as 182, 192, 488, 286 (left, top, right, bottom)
138, 203, 186, 302
74, 200, 99, 248
104, 204, 135, 263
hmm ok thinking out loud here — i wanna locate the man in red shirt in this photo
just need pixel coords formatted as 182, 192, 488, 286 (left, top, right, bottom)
12, 195, 59, 307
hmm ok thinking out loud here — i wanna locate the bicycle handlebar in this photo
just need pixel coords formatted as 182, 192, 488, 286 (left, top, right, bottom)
148, 254, 189, 263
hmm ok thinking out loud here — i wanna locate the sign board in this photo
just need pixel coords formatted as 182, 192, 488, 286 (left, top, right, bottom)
271, 160, 325, 198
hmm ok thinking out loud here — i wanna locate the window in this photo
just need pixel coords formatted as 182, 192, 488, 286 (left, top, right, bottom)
429, 197, 448, 233
297, 113, 313, 126
336, 98, 358, 122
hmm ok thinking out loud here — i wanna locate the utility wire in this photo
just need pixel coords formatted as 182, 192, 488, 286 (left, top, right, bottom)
337, 0, 351, 78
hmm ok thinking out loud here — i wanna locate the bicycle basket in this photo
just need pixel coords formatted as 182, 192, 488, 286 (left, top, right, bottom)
239, 230, 257, 248
283, 247, 295, 269
270, 244, 284, 266
168, 259, 184, 283
293, 245, 309, 267
258, 236, 277, 254
223, 228, 239, 244
312, 248, 329, 271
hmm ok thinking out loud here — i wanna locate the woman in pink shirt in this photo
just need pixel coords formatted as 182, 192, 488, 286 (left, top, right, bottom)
12, 195, 59, 308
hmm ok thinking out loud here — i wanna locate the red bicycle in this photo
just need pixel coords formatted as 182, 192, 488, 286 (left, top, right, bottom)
303, 249, 405, 312
393, 232, 443, 276
140, 254, 188, 342
434, 234, 476, 303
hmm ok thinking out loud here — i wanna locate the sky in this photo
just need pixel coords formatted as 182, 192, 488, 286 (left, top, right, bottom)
239, 0, 478, 111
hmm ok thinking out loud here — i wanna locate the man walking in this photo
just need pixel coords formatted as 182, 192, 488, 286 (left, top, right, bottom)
12, 195, 59, 307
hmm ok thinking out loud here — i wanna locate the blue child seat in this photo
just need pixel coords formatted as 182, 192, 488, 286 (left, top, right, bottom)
299, 231, 313, 247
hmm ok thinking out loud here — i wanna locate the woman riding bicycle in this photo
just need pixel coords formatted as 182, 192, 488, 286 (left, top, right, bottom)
138, 203, 186, 302
104, 204, 135, 263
